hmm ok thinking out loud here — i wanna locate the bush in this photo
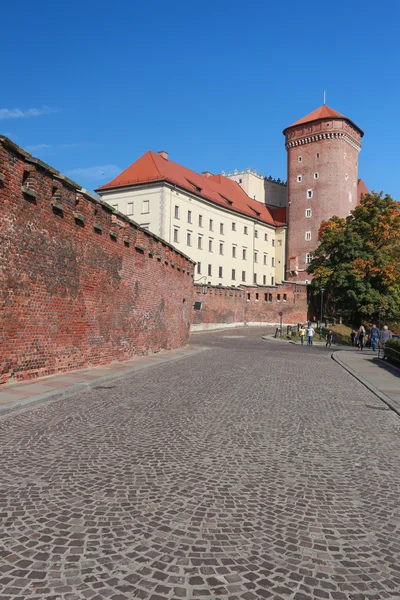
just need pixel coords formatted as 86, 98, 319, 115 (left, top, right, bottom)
383, 338, 400, 368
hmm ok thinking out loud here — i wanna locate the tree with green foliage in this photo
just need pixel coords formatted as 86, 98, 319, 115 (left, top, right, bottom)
308, 192, 400, 324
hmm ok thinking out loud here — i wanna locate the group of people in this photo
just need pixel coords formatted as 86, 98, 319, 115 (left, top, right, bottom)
350, 324, 393, 351
298, 325, 334, 347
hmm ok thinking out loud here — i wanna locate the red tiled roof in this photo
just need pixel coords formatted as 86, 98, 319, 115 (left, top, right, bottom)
357, 178, 369, 203
283, 105, 364, 136
96, 151, 286, 227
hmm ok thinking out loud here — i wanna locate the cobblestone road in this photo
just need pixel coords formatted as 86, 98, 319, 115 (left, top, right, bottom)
1, 328, 400, 600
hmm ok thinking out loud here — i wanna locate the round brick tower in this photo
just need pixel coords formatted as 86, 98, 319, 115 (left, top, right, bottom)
283, 105, 364, 282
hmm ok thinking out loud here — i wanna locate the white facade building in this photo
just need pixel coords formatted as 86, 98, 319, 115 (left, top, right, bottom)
224, 168, 287, 207
96, 151, 287, 287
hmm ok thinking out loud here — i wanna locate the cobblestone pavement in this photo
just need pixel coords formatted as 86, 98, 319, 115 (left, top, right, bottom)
1, 328, 400, 600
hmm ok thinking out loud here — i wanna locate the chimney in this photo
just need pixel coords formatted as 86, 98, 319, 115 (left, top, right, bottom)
201, 171, 213, 178
158, 150, 168, 160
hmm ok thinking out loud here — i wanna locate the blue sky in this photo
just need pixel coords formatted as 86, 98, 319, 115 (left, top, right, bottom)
2, 0, 399, 198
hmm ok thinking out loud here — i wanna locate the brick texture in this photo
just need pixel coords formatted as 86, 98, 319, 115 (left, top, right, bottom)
0, 139, 194, 384
192, 283, 307, 329
284, 117, 362, 281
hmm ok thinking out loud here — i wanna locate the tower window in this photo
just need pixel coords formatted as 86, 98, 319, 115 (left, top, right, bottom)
305, 231, 311, 241
316, 153, 320, 158
306, 253, 312, 264
297, 175, 302, 182
307, 189, 313, 199
306, 208, 312, 218
298, 156, 302, 163
314, 172, 319, 179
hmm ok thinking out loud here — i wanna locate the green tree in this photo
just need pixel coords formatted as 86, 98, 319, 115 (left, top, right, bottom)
308, 192, 400, 323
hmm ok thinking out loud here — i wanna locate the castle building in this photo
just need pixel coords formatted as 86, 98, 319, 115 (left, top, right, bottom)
283, 104, 364, 282
96, 152, 287, 288
96, 103, 366, 288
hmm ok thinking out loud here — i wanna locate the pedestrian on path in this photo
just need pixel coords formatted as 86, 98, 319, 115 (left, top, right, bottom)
370, 323, 380, 352
357, 325, 366, 351
326, 330, 333, 348
299, 325, 306, 345
307, 325, 314, 346
380, 325, 393, 347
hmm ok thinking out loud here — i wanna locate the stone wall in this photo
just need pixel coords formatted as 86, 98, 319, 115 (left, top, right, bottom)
191, 283, 307, 331
0, 137, 195, 384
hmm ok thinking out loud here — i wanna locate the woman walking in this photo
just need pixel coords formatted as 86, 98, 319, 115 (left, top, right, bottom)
357, 325, 366, 351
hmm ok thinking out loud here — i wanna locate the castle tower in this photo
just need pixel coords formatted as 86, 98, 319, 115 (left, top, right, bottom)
283, 105, 364, 281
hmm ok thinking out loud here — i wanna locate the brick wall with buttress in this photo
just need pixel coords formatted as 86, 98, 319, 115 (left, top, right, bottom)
0, 138, 195, 384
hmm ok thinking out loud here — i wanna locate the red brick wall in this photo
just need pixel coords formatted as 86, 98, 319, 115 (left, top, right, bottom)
284, 118, 362, 281
0, 138, 194, 384
192, 283, 307, 329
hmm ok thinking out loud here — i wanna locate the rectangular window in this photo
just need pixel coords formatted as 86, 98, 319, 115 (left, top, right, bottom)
306, 253, 312, 264
307, 189, 313, 199
198, 236, 203, 250
220, 223, 224, 234
253, 273, 257, 284
283, 294, 287, 302
269, 293, 272, 302
254, 252, 258, 263
209, 239, 213, 252
232, 245, 237, 258
271, 276, 274, 286
242, 248, 247, 260
187, 232, 192, 246
316, 153, 320, 158
264, 233, 268, 241
247, 292, 250, 301
305, 231, 311, 241
232, 269, 236, 280
277, 294, 281, 302
255, 293, 259, 301
199, 214, 203, 227
244, 226, 248, 234
174, 205, 179, 218
127, 202, 134, 215
271, 257, 275, 267
314, 172, 319, 179
140, 223, 149, 230
218, 266, 223, 278
297, 175, 302, 182
197, 262, 201, 274
263, 253, 267, 265
272, 239, 275, 247
209, 219, 213, 231
187, 210, 192, 223
242, 271, 246, 282
173, 228, 179, 243
264, 293, 268, 302
208, 264, 212, 276
298, 156, 302, 163
232, 222, 236, 231
263, 275, 266, 285
306, 208, 312, 218
255, 229, 258, 238
142, 200, 150, 214
219, 242, 224, 255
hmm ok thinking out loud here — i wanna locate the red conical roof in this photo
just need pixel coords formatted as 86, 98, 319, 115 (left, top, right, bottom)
283, 105, 363, 136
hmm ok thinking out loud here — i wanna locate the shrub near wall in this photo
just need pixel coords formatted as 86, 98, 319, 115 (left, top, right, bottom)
0, 137, 195, 384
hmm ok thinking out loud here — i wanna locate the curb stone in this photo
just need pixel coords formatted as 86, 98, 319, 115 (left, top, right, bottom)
0, 346, 209, 418
332, 351, 400, 417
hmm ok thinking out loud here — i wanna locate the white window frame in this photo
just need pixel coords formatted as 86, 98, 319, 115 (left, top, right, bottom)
141, 200, 149, 214
173, 228, 179, 243
298, 156, 302, 163
306, 208, 312, 218
219, 242, 224, 255
307, 189, 313, 199
186, 232, 192, 246
306, 253, 312, 264
197, 262, 201, 274
232, 245, 237, 258
127, 202, 134, 215
199, 214, 203, 227
314, 172, 319, 179
305, 231, 311, 241
297, 175, 302, 183
198, 236, 203, 250
174, 205, 180, 219
187, 210, 192, 223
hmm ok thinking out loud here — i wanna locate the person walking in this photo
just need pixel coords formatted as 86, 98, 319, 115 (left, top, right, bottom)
326, 330, 333, 348
307, 325, 314, 346
357, 325, 366, 351
380, 325, 393, 347
350, 330, 356, 346
299, 325, 306, 346
370, 323, 380, 352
